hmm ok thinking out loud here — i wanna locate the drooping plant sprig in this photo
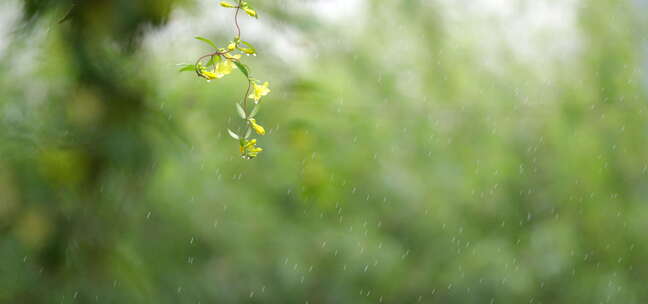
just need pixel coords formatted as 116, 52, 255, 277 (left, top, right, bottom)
179, 0, 270, 159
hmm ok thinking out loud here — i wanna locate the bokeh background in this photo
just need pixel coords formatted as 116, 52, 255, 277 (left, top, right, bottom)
1, 0, 648, 303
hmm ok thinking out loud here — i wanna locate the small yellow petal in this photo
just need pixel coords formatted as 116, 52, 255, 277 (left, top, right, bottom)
224, 53, 241, 60
215, 60, 234, 77
255, 126, 265, 135
239, 47, 255, 54
201, 71, 218, 80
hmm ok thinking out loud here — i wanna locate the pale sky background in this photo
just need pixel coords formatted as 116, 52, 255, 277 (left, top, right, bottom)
0, 0, 22, 56
0, 0, 580, 62
0, 0, 645, 81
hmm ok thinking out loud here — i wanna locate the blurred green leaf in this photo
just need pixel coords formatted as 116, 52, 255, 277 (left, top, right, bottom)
227, 129, 239, 140
195, 36, 218, 49
177, 64, 196, 72
233, 61, 249, 78
206, 56, 218, 67
236, 103, 246, 119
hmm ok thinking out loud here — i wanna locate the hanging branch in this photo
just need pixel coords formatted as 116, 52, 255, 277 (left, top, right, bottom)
179, 0, 270, 159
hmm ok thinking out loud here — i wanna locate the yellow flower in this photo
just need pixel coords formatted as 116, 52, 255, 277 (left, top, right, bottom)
219, 1, 236, 8
200, 55, 240, 81
248, 118, 266, 135
240, 139, 263, 159
248, 81, 270, 103
227, 42, 236, 51
215, 60, 235, 78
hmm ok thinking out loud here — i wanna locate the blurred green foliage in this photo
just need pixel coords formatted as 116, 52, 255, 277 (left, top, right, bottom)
1, 0, 648, 303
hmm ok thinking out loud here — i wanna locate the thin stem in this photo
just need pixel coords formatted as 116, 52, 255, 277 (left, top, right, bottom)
235, 0, 249, 118
242, 79, 252, 117
195, 0, 254, 137
195, 50, 226, 68
234, 0, 242, 38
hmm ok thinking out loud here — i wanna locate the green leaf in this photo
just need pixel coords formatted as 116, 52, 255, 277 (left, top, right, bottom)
235, 103, 246, 119
195, 36, 218, 49
206, 56, 215, 67
233, 61, 249, 78
249, 104, 260, 118
177, 64, 196, 72
227, 129, 239, 140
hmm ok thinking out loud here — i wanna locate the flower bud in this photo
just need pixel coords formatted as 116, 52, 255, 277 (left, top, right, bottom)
243, 7, 257, 18
219, 1, 236, 8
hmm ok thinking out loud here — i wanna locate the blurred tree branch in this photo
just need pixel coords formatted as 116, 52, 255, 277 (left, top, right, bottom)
7, 0, 184, 301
